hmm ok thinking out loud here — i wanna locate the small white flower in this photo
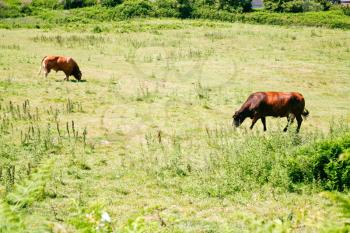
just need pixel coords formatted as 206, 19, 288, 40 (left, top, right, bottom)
101, 212, 111, 223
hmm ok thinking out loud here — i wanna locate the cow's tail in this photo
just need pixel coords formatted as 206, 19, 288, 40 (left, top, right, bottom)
302, 109, 309, 120
38, 56, 47, 76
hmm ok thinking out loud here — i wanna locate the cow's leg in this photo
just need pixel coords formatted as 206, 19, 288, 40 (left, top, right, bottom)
44, 68, 50, 78
283, 115, 295, 132
250, 116, 259, 130
64, 74, 69, 81
295, 114, 303, 133
261, 117, 267, 131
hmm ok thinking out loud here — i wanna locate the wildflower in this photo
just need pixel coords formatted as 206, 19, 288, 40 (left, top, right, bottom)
101, 212, 111, 223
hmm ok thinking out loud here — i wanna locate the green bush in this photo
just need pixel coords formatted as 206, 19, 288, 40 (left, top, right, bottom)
264, 0, 329, 12
100, 0, 123, 7
192, 8, 350, 29
30, 0, 97, 9
282, 0, 304, 12
152, 124, 350, 197
152, 0, 194, 18
0, 5, 21, 18
1, 1, 349, 29
342, 5, 350, 16
287, 134, 350, 191
177, 0, 194, 18
63, 0, 84, 9
153, 0, 180, 17
198, 0, 252, 12
19, 4, 32, 14
220, 0, 252, 12
31, 0, 62, 9
302, 0, 324, 12
63, 0, 97, 9
113, 0, 154, 19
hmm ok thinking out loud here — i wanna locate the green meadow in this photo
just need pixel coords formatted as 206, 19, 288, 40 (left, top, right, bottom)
0, 18, 350, 232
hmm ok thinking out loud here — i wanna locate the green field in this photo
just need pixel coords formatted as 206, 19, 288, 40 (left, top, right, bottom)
0, 18, 350, 232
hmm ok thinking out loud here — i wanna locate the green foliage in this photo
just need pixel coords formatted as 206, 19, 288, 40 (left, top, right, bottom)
288, 135, 350, 191
0, 99, 89, 231
100, 0, 123, 7
326, 193, 350, 232
31, 0, 62, 9
6, 160, 53, 209
192, 8, 350, 29
264, 0, 330, 12
177, 0, 194, 18
0, 4, 22, 18
0, 0, 349, 29
63, 0, 97, 9
342, 5, 350, 16
219, 0, 252, 12
302, 0, 324, 12
197, 0, 252, 12
113, 0, 154, 19
69, 204, 113, 232
0, 200, 24, 233
282, 0, 305, 12
153, 0, 180, 17
143, 123, 350, 197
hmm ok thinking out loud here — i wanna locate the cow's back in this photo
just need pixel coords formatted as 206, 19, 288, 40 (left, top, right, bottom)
44, 56, 75, 74
57, 56, 76, 73
255, 92, 305, 117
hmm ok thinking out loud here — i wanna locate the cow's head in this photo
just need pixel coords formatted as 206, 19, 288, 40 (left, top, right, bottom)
72, 66, 82, 81
75, 70, 82, 81
232, 110, 248, 127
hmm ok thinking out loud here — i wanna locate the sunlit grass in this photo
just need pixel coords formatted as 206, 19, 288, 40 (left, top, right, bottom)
0, 19, 349, 232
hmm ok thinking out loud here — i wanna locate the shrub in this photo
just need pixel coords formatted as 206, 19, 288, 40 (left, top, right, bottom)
264, 0, 328, 12
302, 0, 324, 12
177, 0, 194, 18
100, 0, 122, 7
153, 0, 194, 18
19, 4, 32, 14
31, 0, 97, 9
153, 0, 180, 17
92, 25, 103, 32
31, 0, 62, 9
342, 5, 350, 16
113, 0, 154, 19
220, 0, 252, 12
287, 134, 350, 191
282, 0, 304, 12
63, 0, 84, 9
198, 0, 252, 12
0, 4, 22, 18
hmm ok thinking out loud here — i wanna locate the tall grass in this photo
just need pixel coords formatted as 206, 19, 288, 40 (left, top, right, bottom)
0, 99, 89, 232
140, 122, 350, 198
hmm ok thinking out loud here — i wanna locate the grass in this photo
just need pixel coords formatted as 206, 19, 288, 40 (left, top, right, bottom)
0, 18, 349, 232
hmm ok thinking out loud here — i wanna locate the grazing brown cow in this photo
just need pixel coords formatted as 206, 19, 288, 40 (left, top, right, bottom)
232, 92, 309, 132
39, 56, 82, 81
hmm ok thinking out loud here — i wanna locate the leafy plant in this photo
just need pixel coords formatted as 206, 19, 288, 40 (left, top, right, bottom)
342, 5, 350, 16
325, 192, 350, 232
114, 0, 154, 19
101, 0, 122, 7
